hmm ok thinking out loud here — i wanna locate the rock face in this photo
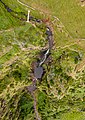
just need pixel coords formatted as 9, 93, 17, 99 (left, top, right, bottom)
34, 66, 44, 79
26, 84, 37, 93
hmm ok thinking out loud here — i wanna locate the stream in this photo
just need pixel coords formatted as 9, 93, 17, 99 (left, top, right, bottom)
0, 0, 54, 119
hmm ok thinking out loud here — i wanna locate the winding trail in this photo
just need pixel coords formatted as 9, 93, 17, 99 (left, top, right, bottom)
0, 28, 13, 34
17, 0, 73, 39
17, 0, 35, 10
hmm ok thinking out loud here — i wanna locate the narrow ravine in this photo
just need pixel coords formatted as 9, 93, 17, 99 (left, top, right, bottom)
0, 0, 54, 120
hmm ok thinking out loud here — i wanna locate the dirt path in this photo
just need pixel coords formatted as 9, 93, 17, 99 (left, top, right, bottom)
0, 28, 13, 34
75, 58, 85, 72
17, 0, 35, 10
17, 0, 73, 39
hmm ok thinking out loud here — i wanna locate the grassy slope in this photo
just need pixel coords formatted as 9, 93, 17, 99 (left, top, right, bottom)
0, 0, 23, 30
0, 0, 85, 120
0, 0, 47, 119
22, 0, 85, 48
23, 0, 85, 38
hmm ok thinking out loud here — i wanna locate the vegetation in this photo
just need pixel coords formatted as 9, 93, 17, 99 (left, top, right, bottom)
0, 0, 85, 120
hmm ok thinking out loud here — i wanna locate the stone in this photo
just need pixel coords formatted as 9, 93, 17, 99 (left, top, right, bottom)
26, 85, 36, 93
34, 66, 44, 79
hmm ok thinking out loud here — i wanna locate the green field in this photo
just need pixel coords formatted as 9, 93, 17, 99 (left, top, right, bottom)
0, 0, 85, 120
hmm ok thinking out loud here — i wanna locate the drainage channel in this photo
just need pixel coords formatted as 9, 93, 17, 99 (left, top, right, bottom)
0, 1, 54, 119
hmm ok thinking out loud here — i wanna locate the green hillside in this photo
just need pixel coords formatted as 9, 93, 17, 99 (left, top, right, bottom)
0, 0, 85, 120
